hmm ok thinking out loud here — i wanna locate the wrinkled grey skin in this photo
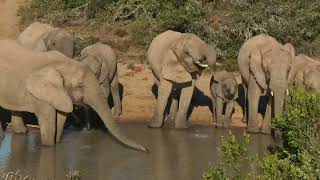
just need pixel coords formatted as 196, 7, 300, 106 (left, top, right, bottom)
293, 54, 320, 91
147, 30, 216, 128
17, 22, 75, 58
238, 34, 295, 134
0, 39, 146, 152
210, 71, 238, 128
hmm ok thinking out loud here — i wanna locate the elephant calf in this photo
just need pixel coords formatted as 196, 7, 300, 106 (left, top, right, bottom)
210, 71, 238, 128
17, 22, 75, 58
78, 43, 122, 127
293, 54, 320, 91
147, 30, 216, 128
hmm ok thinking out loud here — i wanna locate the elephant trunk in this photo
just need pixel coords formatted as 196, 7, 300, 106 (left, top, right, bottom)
205, 46, 217, 67
83, 75, 147, 152
272, 90, 286, 117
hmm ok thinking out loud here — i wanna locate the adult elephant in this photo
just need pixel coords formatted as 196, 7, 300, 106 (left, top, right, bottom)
293, 54, 320, 91
210, 71, 238, 128
0, 39, 146, 152
238, 34, 295, 134
147, 30, 216, 128
17, 22, 75, 58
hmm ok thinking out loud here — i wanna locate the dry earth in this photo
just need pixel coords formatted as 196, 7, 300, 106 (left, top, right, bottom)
0, 0, 248, 127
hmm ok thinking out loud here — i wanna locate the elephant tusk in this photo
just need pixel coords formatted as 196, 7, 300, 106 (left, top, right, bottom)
271, 91, 274, 96
196, 61, 209, 68
286, 89, 289, 96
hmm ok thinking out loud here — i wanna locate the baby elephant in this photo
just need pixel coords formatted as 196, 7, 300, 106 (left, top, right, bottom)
79, 43, 122, 118
210, 71, 238, 128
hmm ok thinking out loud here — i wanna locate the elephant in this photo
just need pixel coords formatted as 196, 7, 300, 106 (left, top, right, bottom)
293, 54, 320, 91
210, 71, 238, 128
0, 39, 147, 152
238, 34, 295, 134
79, 43, 122, 117
17, 22, 75, 58
147, 30, 216, 129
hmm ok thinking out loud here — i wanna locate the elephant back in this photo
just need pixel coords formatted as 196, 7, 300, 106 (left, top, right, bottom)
147, 30, 182, 80
17, 22, 56, 52
237, 34, 279, 85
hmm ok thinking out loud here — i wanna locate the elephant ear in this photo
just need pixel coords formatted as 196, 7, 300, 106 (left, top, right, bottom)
26, 67, 73, 113
283, 43, 296, 83
171, 34, 199, 73
161, 49, 193, 83
79, 54, 102, 80
34, 39, 47, 52
249, 48, 268, 89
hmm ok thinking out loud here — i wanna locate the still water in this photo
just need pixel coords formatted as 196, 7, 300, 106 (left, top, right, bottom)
0, 123, 274, 180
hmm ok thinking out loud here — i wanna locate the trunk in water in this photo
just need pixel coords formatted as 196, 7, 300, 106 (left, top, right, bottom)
86, 93, 147, 152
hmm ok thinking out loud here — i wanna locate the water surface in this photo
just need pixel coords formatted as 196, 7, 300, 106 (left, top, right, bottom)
0, 123, 275, 180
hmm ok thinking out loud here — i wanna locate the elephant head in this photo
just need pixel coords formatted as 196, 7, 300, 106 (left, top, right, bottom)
213, 71, 238, 100
249, 43, 295, 115
25, 61, 147, 152
162, 33, 216, 83
304, 66, 320, 91
44, 29, 75, 58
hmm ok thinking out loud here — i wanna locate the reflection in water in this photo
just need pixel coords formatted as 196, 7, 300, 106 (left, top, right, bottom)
0, 124, 275, 179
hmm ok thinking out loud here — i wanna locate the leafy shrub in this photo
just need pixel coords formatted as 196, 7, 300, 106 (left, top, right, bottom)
204, 87, 320, 179
203, 131, 258, 180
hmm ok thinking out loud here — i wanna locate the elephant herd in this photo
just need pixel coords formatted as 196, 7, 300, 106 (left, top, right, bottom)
0, 22, 319, 153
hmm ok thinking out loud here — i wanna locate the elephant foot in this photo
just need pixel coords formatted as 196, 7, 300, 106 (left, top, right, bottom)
175, 121, 189, 129
260, 127, 271, 135
148, 120, 163, 128
12, 125, 28, 134
247, 126, 260, 134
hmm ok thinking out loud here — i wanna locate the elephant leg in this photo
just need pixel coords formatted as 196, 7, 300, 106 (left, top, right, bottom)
261, 95, 272, 134
211, 97, 216, 123
175, 80, 195, 129
83, 105, 91, 130
247, 75, 262, 133
34, 104, 56, 146
149, 79, 172, 128
56, 112, 67, 143
168, 97, 178, 120
224, 101, 235, 128
110, 73, 122, 118
0, 124, 4, 139
11, 111, 27, 134
215, 97, 224, 128
241, 81, 248, 123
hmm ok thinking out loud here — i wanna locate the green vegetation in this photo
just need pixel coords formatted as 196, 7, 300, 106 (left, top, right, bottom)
17, 0, 320, 70
203, 131, 259, 180
203, 86, 320, 179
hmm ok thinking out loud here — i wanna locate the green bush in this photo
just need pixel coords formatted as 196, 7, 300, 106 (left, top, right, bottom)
203, 131, 258, 180
204, 87, 320, 179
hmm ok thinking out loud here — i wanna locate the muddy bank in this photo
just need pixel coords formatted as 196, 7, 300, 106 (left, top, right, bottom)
0, 124, 274, 180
